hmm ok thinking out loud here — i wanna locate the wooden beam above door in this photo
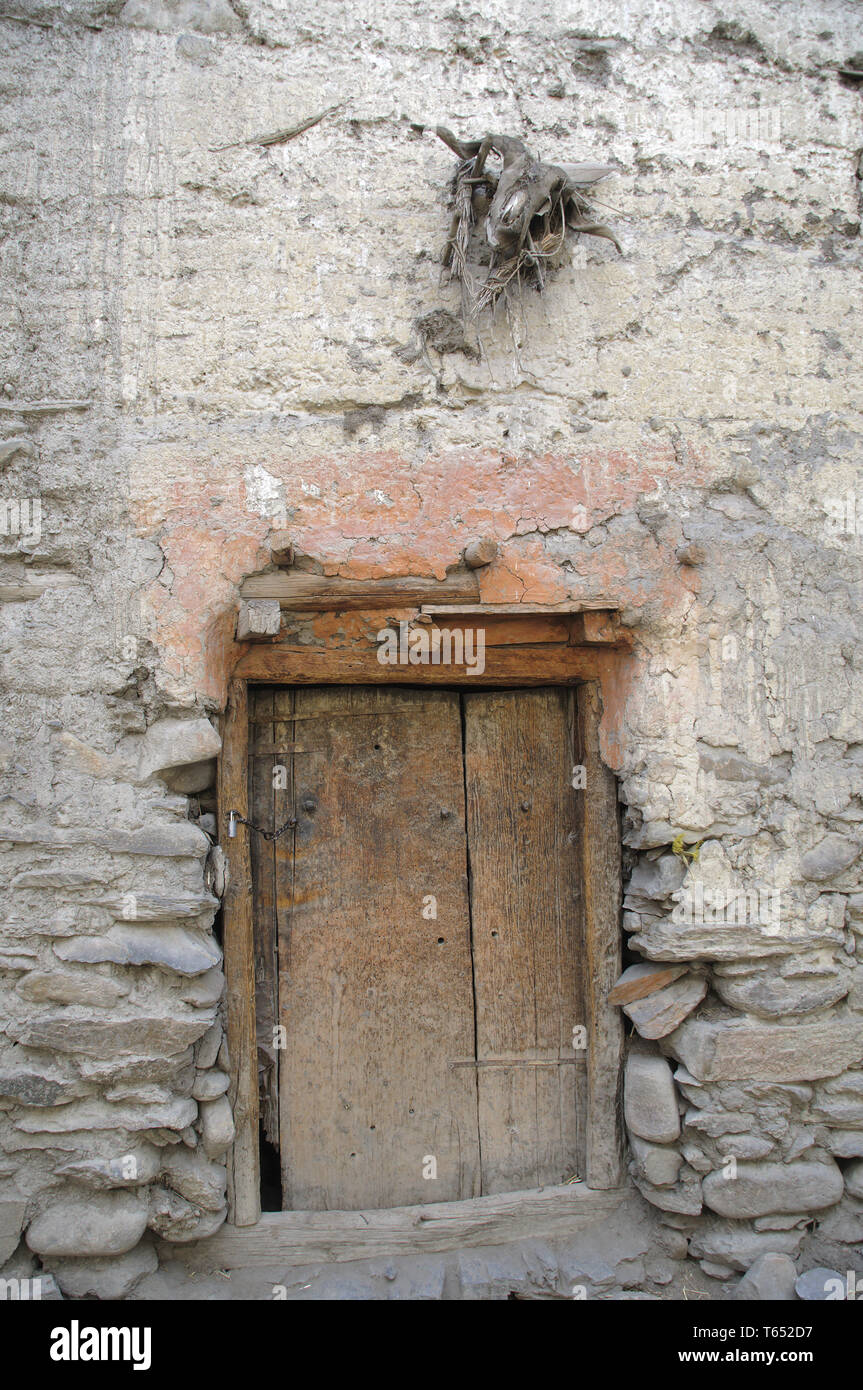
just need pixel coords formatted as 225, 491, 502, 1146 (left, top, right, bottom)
240, 568, 480, 610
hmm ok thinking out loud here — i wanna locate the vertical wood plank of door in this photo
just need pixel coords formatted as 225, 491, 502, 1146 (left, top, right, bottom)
277, 686, 480, 1211
249, 687, 278, 1148
463, 687, 585, 1194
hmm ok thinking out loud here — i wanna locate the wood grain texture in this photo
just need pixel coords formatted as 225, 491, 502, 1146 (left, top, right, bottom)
219, 679, 261, 1226
234, 643, 606, 685
177, 1183, 626, 1266
578, 681, 625, 1188
463, 689, 586, 1193
276, 685, 480, 1210
240, 570, 479, 610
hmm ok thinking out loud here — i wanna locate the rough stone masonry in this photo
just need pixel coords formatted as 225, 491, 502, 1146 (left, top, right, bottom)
0, 0, 861, 1301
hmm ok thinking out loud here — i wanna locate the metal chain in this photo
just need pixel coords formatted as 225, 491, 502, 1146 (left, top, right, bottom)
228, 811, 297, 842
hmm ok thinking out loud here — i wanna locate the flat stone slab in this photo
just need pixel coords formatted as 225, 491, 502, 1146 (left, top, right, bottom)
703, 1160, 844, 1218
624, 1053, 680, 1143
663, 1014, 863, 1082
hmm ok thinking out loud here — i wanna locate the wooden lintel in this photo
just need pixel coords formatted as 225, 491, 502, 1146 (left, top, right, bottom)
233, 642, 613, 684
241, 569, 480, 610
172, 1183, 626, 1269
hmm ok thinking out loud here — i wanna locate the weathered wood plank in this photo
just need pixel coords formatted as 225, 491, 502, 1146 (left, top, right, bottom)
463, 689, 585, 1193
578, 681, 625, 1189
218, 679, 261, 1226
277, 686, 480, 1210
241, 570, 480, 610
429, 615, 574, 646
233, 644, 607, 685
176, 1183, 626, 1268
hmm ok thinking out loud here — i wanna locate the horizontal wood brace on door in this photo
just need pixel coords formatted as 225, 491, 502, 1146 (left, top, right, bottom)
450, 1058, 586, 1068
220, 631, 626, 1227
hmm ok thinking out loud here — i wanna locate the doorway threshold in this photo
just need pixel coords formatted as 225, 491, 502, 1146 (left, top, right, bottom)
177, 1182, 630, 1270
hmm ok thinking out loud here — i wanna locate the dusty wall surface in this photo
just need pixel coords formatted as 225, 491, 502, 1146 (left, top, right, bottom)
0, 0, 862, 1298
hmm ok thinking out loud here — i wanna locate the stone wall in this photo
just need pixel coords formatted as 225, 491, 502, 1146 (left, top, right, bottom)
0, 0, 861, 1298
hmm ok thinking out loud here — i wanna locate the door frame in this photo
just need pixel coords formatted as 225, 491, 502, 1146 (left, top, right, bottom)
219, 619, 627, 1226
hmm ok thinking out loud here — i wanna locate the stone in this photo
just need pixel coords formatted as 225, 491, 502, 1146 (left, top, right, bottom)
0, 1199, 26, 1265
702, 1160, 845, 1218
823, 1130, 863, 1158
159, 1149, 227, 1210
732, 1253, 798, 1300
623, 974, 707, 1039
624, 853, 686, 906
715, 1135, 775, 1160
813, 1197, 863, 1246
194, 1022, 223, 1070
4, 1012, 213, 1058
0, 948, 38, 971
55, 926, 221, 976
14, 1097, 197, 1133
712, 969, 851, 1018
97, 891, 219, 922
690, 1221, 804, 1271
800, 835, 860, 881
697, 749, 787, 786
16, 971, 129, 1006
198, 1095, 235, 1158
681, 1144, 713, 1173
0, 437, 33, 465
795, 1266, 849, 1300
608, 962, 688, 1005
179, 966, 225, 1006
632, 1169, 702, 1215
26, 1191, 149, 1258
0, 1071, 72, 1106
55, 1145, 163, 1189
191, 1069, 229, 1101
136, 717, 221, 784
147, 1188, 227, 1243
844, 1159, 863, 1198
809, 1096, 863, 1127
684, 1110, 751, 1137
664, 1014, 863, 1082
629, 1135, 682, 1188
0, 821, 219, 859
624, 1052, 680, 1143
51, 1241, 158, 1299
161, 760, 218, 795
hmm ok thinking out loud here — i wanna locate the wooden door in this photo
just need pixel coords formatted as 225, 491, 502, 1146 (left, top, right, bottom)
249, 684, 586, 1211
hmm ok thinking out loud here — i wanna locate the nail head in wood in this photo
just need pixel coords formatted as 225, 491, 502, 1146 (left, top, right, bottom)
463, 538, 498, 569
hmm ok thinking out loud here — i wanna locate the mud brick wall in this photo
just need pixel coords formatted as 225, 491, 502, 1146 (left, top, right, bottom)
0, 0, 861, 1296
